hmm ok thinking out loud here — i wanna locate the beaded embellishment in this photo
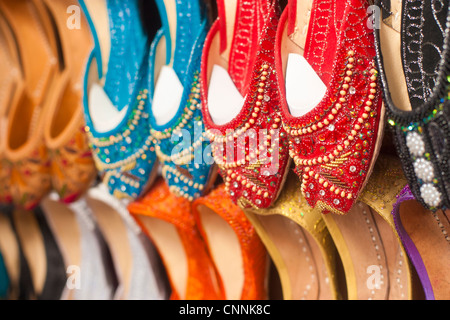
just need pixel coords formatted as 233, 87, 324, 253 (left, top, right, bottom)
278, 0, 384, 215
375, 0, 450, 210
389, 101, 450, 210
81, 0, 159, 200
201, 1, 290, 209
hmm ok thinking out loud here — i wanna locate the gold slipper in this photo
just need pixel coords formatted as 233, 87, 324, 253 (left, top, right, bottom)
244, 171, 341, 300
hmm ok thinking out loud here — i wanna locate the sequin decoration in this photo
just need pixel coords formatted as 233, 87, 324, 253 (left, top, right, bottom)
149, 0, 213, 201
398, 112, 447, 209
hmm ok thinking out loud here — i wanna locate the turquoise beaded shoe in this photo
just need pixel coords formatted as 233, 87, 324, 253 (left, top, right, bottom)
81, 0, 158, 200
149, 0, 216, 201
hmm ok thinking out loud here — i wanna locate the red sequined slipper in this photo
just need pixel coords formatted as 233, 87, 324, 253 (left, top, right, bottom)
201, 0, 290, 209
275, 0, 385, 215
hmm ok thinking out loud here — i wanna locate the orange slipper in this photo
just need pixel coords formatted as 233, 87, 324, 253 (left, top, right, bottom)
128, 178, 223, 300
192, 184, 269, 300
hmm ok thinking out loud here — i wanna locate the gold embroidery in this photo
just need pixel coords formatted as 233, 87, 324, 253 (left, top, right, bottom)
318, 172, 349, 189
321, 151, 352, 169
237, 197, 260, 210
242, 173, 267, 189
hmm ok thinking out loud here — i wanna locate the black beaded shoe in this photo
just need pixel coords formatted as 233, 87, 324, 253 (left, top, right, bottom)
374, 0, 450, 211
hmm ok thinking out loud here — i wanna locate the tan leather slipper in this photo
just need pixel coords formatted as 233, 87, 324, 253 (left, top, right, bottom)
34, 0, 97, 203
323, 155, 420, 300
0, 12, 23, 204
0, 0, 58, 210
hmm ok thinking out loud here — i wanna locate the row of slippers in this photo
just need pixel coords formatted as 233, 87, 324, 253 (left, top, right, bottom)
0, 153, 446, 300
0, 0, 448, 299
0, 184, 170, 300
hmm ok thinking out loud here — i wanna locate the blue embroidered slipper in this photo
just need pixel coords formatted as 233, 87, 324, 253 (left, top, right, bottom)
149, 0, 217, 201
80, 0, 159, 200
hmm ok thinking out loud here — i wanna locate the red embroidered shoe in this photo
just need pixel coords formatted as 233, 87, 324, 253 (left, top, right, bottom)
201, 0, 290, 209
275, 0, 385, 215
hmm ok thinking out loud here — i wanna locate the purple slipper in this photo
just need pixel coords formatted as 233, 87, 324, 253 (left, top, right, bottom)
392, 185, 434, 300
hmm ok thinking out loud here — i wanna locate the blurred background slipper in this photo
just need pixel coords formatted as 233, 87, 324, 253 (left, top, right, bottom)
86, 183, 170, 300
34, 0, 97, 204
0, 0, 58, 209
